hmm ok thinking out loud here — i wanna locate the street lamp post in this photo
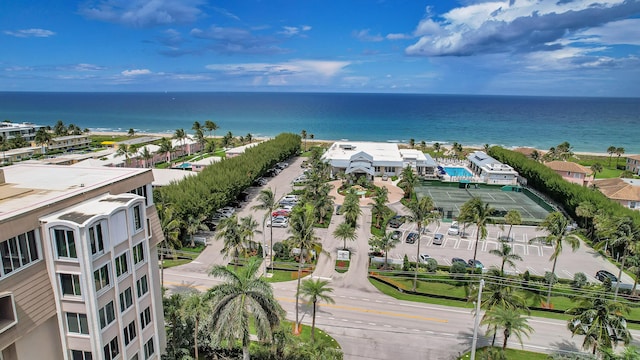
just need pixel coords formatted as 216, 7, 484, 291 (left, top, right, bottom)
470, 279, 484, 360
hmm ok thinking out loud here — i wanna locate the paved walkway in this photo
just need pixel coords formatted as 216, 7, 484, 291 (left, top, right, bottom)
328, 178, 404, 206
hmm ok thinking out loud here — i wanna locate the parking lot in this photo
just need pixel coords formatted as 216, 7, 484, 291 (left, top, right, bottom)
386, 221, 633, 284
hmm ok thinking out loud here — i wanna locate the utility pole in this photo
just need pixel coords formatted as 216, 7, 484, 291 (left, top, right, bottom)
470, 279, 485, 360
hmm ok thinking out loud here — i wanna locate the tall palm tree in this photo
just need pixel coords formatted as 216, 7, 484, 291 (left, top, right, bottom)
181, 291, 211, 360
287, 204, 322, 334
115, 143, 138, 167
537, 211, 580, 306
301, 129, 307, 151
595, 216, 639, 298
607, 146, 617, 167
34, 127, 52, 153
53, 120, 67, 136
591, 162, 603, 180
575, 201, 597, 238
298, 278, 335, 342
369, 231, 400, 269
127, 128, 135, 137
174, 128, 187, 156
204, 120, 218, 139
140, 146, 153, 168
312, 188, 334, 225
406, 196, 439, 292
157, 137, 173, 163
489, 243, 522, 277
503, 209, 522, 242
216, 215, 245, 272
615, 147, 625, 167
341, 190, 362, 228
333, 221, 357, 250
481, 307, 533, 350
208, 257, 284, 360
185, 214, 209, 247
397, 165, 418, 199
239, 215, 260, 254
371, 186, 389, 229
252, 188, 278, 272
462, 197, 495, 265
567, 296, 631, 355
156, 202, 183, 285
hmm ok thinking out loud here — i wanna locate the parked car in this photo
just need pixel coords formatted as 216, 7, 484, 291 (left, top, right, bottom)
381, 174, 388, 181
388, 215, 405, 229
254, 177, 267, 186
419, 254, 431, 263
267, 216, 289, 228
271, 209, 291, 217
281, 195, 299, 203
467, 259, 484, 269
447, 221, 460, 236
595, 270, 618, 283
216, 207, 235, 218
432, 233, 444, 245
451, 257, 466, 266
391, 230, 402, 240
405, 232, 419, 244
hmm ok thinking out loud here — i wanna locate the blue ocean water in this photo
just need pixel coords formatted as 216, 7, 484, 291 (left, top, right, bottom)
0, 92, 638, 153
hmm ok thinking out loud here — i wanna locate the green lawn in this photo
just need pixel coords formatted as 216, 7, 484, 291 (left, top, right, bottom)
458, 347, 548, 360
264, 269, 309, 283
162, 259, 191, 268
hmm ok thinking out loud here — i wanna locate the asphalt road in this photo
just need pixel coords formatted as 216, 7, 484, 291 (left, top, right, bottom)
163, 155, 640, 359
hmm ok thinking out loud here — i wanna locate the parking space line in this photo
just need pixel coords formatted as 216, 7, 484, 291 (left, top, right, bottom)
527, 245, 541, 256
562, 270, 573, 278
526, 267, 540, 276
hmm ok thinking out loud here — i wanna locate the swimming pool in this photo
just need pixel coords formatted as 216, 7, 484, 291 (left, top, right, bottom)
175, 162, 192, 169
443, 167, 472, 177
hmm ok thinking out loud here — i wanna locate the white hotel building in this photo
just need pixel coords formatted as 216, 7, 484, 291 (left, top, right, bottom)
321, 141, 438, 179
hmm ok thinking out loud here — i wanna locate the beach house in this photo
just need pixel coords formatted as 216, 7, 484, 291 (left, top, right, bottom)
466, 151, 518, 185
0, 164, 165, 360
321, 141, 437, 179
595, 178, 640, 210
545, 161, 594, 187
0, 122, 42, 144
626, 155, 640, 175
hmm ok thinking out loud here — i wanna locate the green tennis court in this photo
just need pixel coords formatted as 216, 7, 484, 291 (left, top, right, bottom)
416, 181, 552, 223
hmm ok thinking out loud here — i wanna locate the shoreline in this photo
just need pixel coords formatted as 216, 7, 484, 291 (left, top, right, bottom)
90, 130, 614, 157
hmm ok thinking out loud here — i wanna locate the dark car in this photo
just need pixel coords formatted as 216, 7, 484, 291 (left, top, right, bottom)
405, 232, 419, 244
388, 215, 405, 229
467, 259, 484, 269
596, 270, 618, 283
451, 257, 466, 266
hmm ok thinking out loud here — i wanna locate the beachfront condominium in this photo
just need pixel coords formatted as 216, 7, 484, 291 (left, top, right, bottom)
0, 164, 165, 360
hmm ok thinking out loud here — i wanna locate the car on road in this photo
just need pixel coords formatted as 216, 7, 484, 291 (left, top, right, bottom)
451, 257, 466, 266
405, 232, 419, 244
595, 270, 618, 283
419, 254, 431, 263
267, 216, 288, 228
447, 221, 460, 236
271, 209, 291, 217
388, 215, 405, 229
467, 259, 484, 269
391, 230, 402, 240
433, 233, 444, 245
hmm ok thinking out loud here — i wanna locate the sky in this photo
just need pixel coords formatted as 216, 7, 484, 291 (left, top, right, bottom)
1, 0, 639, 96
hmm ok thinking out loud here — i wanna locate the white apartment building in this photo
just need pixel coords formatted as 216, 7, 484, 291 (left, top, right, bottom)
467, 151, 519, 185
0, 122, 42, 143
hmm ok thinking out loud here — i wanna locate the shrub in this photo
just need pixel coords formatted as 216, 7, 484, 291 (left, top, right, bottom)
450, 262, 468, 279
573, 272, 587, 288
402, 254, 410, 271
544, 271, 558, 285
425, 258, 438, 272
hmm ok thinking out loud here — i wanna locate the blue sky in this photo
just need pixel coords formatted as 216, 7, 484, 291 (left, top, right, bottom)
1, 0, 639, 96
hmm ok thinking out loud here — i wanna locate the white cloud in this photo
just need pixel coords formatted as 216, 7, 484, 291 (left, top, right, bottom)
206, 60, 350, 78
121, 69, 152, 76
79, 0, 204, 27
279, 25, 312, 37
353, 29, 384, 42
577, 18, 640, 46
386, 33, 412, 40
4, 28, 55, 38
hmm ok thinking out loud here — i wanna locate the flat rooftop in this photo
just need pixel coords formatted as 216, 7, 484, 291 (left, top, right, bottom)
323, 141, 403, 162
0, 164, 150, 222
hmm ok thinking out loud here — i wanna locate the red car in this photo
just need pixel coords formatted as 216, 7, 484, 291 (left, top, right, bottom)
272, 209, 290, 217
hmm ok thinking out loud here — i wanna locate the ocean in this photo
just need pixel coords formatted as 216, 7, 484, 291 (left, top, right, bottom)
1, 92, 638, 153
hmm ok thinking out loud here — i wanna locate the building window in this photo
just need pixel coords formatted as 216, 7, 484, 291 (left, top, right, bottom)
144, 338, 155, 359
124, 320, 137, 346
119, 287, 133, 313
89, 223, 104, 256
133, 243, 145, 264
132, 205, 142, 231
66, 312, 89, 334
129, 186, 149, 206
1, 230, 39, 277
140, 307, 152, 329
103, 336, 120, 360
130, 354, 139, 360
136, 275, 148, 297
374, 166, 381, 172
99, 301, 116, 329
94, 264, 110, 292
61, 273, 82, 296
54, 229, 77, 259
70, 350, 93, 360
115, 252, 129, 277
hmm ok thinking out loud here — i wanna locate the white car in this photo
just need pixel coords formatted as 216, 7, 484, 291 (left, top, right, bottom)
281, 195, 299, 203
419, 254, 431, 263
267, 216, 288, 228
447, 221, 459, 236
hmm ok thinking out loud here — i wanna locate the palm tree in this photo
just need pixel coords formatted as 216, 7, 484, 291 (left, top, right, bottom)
34, 127, 52, 154
575, 201, 597, 238
607, 146, 617, 167
409, 138, 415, 148
369, 231, 400, 269
127, 128, 135, 137
371, 186, 389, 229
181, 291, 210, 360
298, 278, 335, 342
252, 188, 278, 272
595, 216, 639, 298
397, 165, 418, 199
115, 143, 138, 167
216, 215, 245, 272
503, 209, 522, 242
204, 120, 218, 139
156, 202, 183, 285
312, 189, 334, 225
185, 214, 209, 247
157, 137, 173, 163
301, 129, 307, 151
406, 196, 439, 292
174, 128, 187, 156
481, 307, 533, 350
208, 257, 284, 360
591, 162, 603, 180
140, 146, 154, 168
333, 221, 357, 250
433, 142, 441, 155
53, 120, 67, 136
489, 243, 522, 277
615, 147, 625, 167
537, 211, 580, 306
239, 215, 260, 254
567, 296, 631, 355
462, 197, 495, 265
341, 190, 362, 228
287, 204, 322, 334
530, 150, 541, 162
